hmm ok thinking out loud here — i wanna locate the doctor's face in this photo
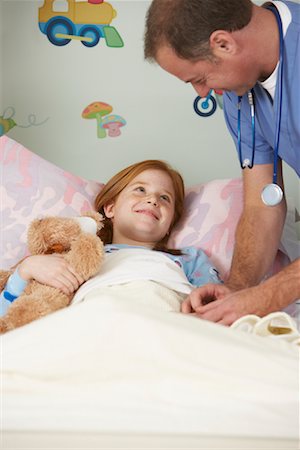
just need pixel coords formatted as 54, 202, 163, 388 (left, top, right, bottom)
156, 45, 258, 97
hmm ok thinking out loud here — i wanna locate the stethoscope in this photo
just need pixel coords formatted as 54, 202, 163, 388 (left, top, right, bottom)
238, 5, 284, 207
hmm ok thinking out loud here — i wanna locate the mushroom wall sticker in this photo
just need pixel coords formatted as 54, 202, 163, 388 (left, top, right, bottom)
100, 114, 126, 137
82, 102, 126, 139
82, 101, 113, 138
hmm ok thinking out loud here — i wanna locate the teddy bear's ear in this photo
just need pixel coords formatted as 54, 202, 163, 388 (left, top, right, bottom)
80, 211, 104, 232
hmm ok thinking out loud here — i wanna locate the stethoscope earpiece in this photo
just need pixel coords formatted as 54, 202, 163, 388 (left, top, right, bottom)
242, 158, 251, 168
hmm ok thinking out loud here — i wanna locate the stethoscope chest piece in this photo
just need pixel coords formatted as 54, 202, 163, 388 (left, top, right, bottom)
261, 183, 283, 206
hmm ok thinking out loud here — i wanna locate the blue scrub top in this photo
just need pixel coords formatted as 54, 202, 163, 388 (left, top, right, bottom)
223, 0, 300, 177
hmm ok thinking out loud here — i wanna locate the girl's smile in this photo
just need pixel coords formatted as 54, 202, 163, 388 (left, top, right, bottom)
134, 208, 160, 220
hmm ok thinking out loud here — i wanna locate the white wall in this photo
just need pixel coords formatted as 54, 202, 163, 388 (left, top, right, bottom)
1, 0, 299, 205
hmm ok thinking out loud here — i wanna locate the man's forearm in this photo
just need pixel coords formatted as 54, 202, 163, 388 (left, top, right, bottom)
227, 206, 286, 290
256, 258, 300, 313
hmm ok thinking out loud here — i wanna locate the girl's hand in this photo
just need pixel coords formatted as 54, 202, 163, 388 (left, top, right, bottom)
18, 255, 85, 295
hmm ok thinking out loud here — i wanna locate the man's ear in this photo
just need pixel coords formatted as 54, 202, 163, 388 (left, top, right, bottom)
209, 30, 238, 57
103, 201, 115, 219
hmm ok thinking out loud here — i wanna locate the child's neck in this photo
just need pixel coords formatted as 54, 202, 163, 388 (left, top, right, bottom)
111, 239, 155, 249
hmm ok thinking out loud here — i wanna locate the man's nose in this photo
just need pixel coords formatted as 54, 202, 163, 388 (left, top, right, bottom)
192, 84, 211, 98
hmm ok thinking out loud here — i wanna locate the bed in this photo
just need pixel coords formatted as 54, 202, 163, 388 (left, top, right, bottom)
1, 135, 299, 449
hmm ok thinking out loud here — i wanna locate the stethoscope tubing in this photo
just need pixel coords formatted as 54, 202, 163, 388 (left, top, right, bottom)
272, 6, 284, 184
237, 5, 284, 188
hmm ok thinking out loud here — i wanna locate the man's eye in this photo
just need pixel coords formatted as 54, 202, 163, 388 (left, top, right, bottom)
193, 77, 206, 86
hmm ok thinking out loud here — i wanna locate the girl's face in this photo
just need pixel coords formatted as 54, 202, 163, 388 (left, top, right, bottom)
104, 169, 176, 247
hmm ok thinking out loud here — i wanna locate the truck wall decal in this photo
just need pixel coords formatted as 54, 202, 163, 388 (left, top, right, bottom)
38, 0, 124, 48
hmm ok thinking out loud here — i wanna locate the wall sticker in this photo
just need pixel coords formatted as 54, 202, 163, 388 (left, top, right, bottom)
193, 90, 224, 118
38, 0, 124, 48
0, 107, 49, 137
82, 101, 126, 138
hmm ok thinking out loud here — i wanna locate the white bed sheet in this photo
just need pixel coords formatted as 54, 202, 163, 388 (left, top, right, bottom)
2, 431, 299, 449
2, 283, 299, 443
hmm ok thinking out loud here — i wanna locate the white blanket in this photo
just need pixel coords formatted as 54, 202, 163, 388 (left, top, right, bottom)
2, 281, 299, 439
72, 248, 194, 305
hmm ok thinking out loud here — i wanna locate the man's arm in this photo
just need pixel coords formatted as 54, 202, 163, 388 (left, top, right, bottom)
181, 258, 300, 325
227, 162, 287, 290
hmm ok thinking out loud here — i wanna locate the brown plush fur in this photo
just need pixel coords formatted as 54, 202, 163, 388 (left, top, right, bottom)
0, 212, 105, 333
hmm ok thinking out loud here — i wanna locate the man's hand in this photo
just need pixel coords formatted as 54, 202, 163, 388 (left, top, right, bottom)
181, 283, 232, 313
181, 283, 273, 326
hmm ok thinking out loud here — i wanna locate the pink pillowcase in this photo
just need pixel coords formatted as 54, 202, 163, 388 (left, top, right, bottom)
168, 178, 244, 278
0, 136, 103, 269
1, 136, 290, 278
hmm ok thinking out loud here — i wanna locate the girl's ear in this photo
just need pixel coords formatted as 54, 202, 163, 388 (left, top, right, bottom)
209, 30, 238, 57
103, 201, 115, 219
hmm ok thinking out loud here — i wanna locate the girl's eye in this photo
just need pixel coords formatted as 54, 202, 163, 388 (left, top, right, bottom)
160, 195, 170, 202
135, 186, 145, 193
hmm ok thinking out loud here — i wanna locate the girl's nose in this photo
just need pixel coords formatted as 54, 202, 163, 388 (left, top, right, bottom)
147, 197, 158, 206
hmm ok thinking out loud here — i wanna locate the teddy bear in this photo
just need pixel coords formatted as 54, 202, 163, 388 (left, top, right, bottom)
0, 211, 105, 333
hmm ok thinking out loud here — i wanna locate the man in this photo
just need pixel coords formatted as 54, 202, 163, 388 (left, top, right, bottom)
144, 0, 300, 325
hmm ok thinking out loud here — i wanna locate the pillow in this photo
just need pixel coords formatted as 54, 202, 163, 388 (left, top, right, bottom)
280, 197, 300, 262
168, 178, 244, 278
168, 179, 292, 279
1, 136, 293, 278
0, 136, 103, 270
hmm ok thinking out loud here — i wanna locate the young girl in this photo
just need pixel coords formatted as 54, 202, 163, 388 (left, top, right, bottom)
0, 160, 221, 316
